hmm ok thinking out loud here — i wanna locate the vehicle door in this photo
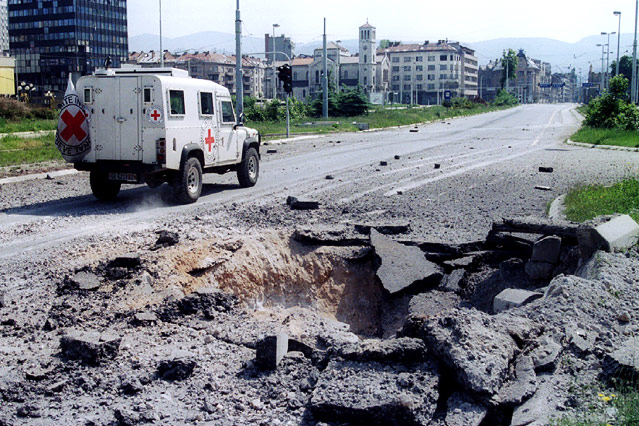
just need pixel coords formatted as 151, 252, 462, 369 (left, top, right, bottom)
198, 90, 218, 166
216, 97, 240, 164
92, 77, 141, 161
117, 77, 141, 161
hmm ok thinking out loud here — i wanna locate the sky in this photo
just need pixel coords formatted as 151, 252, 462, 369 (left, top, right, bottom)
128, 0, 639, 44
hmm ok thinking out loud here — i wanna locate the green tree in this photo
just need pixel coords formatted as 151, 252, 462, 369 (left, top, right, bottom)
610, 55, 634, 83
493, 89, 519, 106
336, 85, 370, 116
379, 40, 401, 49
500, 49, 518, 89
584, 75, 639, 130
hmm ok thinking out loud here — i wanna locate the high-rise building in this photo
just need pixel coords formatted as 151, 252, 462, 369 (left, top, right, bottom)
0, 1, 9, 55
8, 0, 128, 95
264, 33, 293, 63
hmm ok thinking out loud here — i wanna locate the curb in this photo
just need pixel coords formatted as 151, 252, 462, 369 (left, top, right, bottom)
263, 134, 328, 146
566, 139, 639, 152
0, 168, 78, 185
548, 194, 567, 223
0, 129, 56, 139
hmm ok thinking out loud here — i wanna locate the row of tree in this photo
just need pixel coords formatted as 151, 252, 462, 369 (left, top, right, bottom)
242, 84, 371, 122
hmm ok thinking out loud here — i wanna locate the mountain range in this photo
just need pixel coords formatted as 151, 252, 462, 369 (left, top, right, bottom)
130, 32, 638, 75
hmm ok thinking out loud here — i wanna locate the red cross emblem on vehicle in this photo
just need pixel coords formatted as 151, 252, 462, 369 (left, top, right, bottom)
149, 108, 162, 122
205, 129, 215, 152
60, 109, 87, 142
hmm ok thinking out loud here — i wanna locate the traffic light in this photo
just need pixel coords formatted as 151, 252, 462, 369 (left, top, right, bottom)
277, 64, 293, 94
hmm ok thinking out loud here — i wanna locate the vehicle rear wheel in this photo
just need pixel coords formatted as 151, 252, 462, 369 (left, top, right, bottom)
237, 147, 259, 188
90, 171, 121, 201
172, 157, 202, 204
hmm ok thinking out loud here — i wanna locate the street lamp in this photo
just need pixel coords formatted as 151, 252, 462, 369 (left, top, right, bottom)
597, 43, 607, 92
632, 0, 639, 103
159, 0, 163, 67
602, 32, 615, 89
614, 11, 622, 77
272, 23, 279, 99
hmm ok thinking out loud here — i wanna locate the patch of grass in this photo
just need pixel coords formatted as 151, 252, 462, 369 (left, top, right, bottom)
564, 178, 639, 223
571, 126, 639, 149
0, 134, 62, 167
0, 118, 57, 134
550, 387, 639, 426
250, 104, 511, 140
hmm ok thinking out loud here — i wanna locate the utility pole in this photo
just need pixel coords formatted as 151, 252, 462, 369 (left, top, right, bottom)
632, 0, 639, 104
235, 0, 243, 123
271, 24, 279, 99
615, 11, 622, 77
159, 0, 164, 67
322, 18, 328, 118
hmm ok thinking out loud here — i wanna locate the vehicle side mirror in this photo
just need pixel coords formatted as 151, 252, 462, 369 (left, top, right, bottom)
234, 113, 244, 130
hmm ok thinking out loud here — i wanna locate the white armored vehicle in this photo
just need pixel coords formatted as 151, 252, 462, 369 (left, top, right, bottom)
71, 66, 260, 203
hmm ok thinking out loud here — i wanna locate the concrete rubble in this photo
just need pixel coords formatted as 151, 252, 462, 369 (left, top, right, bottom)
0, 215, 637, 425
370, 229, 444, 295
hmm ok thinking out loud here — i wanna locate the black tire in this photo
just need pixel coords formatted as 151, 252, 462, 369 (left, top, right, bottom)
172, 157, 202, 204
90, 171, 121, 201
237, 147, 259, 188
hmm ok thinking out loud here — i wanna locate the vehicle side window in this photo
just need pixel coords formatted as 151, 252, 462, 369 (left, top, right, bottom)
83, 88, 92, 104
169, 90, 185, 115
220, 100, 235, 123
200, 92, 214, 115
143, 87, 152, 103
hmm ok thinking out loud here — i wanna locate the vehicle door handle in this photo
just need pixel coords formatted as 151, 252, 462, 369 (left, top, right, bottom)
116, 117, 126, 123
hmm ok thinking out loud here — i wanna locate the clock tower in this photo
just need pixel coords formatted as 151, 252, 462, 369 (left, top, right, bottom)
359, 21, 376, 94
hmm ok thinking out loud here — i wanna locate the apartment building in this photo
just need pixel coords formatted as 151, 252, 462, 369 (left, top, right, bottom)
479, 50, 551, 103
379, 40, 478, 104
127, 51, 266, 98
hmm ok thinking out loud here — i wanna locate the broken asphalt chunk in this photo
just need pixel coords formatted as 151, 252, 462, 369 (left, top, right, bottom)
255, 332, 288, 370
266, 149, 277, 154
379, 161, 388, 166
107, 253, 141, 269
534, 185, 552, 191
434, 163, 441, 169
406, 308, 539, 397
354, 221, 410, 235
493, 289, 543, 313
70, 271, 101, 291
445, 393, 487, 426
538, 167, 554, 173
289, 198, 320, 210
60, 329, 121, 365
310, 359, 439, 425
152, 230, 179, 250
370, 230, 443, 295
293, 225, 368, 246
157, 355, 197, 381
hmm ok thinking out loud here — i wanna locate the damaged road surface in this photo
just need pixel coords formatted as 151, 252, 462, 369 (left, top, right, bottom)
1, 104, 639, 425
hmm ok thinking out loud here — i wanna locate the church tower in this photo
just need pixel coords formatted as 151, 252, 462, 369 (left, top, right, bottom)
359, 21, 376, 94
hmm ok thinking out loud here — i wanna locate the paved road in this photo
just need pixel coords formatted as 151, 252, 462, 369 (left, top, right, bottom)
0, 103, 636, 262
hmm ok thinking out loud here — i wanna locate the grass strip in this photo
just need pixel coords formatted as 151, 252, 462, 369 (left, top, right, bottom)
0, 134, 62, 167
563, 178, 639, 223
0, 118, 57, 134
571, 126, 639, 148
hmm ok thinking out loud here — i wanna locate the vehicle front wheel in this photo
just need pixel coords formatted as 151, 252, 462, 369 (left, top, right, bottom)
172, 157, 202, 204
237, 147, 259, 188
90, 171, 121, 201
